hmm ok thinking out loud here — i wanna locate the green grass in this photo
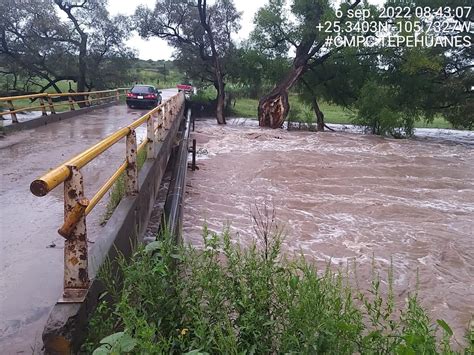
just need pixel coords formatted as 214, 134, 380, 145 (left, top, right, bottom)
317, 101, 357, 124
0, 77, 76, 94
414, 116, 453, 129
230, 97, 258, 117
131, 60, 183, 89
229, 96, 455, 130
131, 69, 180, 89
83, 215, 472, 354
229, 96, 362, 125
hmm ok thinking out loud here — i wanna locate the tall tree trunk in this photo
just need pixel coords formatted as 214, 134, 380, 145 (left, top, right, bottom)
301, 78, 325, 131
12, 72, 17, 91
214, 61, 226, 124
258, 64, 306, 128
74, 36, 88, 107
77, 37, 87, 93
197, 0, 226, 125
311, 97, 325, 131
54, 0, 88, 103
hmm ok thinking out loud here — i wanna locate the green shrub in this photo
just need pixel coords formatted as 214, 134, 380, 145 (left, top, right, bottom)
84, 225, 467, 354
354, 81, 416, 137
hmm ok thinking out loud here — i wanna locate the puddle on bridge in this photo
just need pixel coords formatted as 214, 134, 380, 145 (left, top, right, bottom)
183, 118, 474, 344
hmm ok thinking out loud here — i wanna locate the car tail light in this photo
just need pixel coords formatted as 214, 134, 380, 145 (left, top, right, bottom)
127, 93, 135, 98
144, 94, 156, 99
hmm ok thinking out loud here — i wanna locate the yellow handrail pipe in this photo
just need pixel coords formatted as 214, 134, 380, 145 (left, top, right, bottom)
30, 104, 164, 197
85, 136, 149, 215
0, 93, 48, 102
85, 162, 127, 215
48, 89, 118, 97
0, 88, 129, 102
30, 126, 131, 196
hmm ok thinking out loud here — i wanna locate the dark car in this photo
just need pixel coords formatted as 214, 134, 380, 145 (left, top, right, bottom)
126, 85, 162, 109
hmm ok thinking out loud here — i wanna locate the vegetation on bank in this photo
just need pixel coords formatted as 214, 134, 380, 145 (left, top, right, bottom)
229, 96, 454, 130
83, 225, 472, 354
190, 86, 455, 130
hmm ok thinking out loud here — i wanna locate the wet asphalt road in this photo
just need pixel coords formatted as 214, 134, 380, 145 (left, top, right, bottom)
0, 89, 177, 353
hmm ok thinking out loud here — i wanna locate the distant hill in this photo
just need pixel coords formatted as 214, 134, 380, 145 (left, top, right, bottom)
129, 59, 183, 88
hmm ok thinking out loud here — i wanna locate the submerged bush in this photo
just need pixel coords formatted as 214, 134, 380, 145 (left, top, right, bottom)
354, 80, 417, 138
83, 227, 470, 354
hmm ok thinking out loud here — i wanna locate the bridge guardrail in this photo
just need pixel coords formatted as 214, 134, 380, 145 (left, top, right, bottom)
0, 87, 130, 122
29, 92, 185, 302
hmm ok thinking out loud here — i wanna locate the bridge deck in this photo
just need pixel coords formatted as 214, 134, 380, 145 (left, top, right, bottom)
0, 89, 177, 352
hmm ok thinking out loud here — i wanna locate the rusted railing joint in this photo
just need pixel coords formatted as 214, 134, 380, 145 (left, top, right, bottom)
58, 198, 89, 239
7, 100, 18, 123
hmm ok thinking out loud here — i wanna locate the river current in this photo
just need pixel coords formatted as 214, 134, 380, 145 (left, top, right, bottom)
183, 118, 474, 343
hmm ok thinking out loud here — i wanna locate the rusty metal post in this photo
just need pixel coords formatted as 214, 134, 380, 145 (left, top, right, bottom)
168, 99, 173, 122
170, 97, 176, 121
58, 198, 89, 238
47, 96, 56, 114
162, 102, 168, 130
125, 130, 139, 195
192, 139, 196, 171
68, 95, 75, 111
39, 97, 47, 116
7, 100, 18, 123
147, 115, 155, 159
61, 166, 89, 303
156, 114, 165, 143
169, 99, 174, 126
115, 89, 120, 102
169, 101, 174, 128
168, 102, 172, 127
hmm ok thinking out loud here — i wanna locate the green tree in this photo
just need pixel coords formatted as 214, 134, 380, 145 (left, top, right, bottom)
253, 0, 473, 132
252, 0, 374, 128
227, 45, 290, 99
135, 0, 241, 124
296, 46, 378, 130
354, 80, 407, 136
355, 0, 474, 134
0, 0, 133, 94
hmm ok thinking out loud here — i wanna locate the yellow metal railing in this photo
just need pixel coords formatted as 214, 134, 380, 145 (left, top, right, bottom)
29, 92, 186, 302
0, 88, 130, 122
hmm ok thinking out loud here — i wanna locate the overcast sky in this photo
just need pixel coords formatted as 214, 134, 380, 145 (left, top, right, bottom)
107, 0, 385, 61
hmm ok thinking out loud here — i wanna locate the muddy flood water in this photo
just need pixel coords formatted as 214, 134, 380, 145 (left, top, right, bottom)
183, 119, 474, 343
